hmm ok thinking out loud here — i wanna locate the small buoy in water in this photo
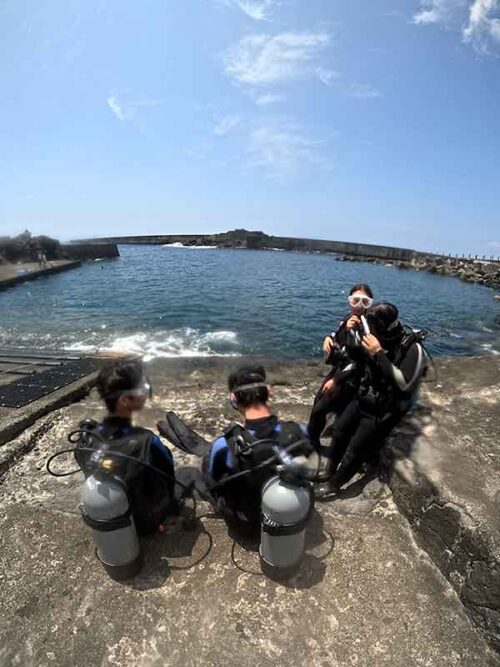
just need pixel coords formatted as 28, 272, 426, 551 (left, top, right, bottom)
493, 294, 500, 302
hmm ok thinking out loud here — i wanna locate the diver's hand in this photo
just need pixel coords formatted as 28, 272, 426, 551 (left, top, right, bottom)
322, 378, 335, 393
323, 336, 334, 354
346, 315, 361, 331
362, 334, 382, 356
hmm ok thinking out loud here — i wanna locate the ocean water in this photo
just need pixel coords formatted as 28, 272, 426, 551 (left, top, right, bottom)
0, 245, 498, 360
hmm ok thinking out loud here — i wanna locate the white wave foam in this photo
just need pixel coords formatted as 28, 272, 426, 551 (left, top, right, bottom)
479, 343, 500, 356
66, 328, 240, 361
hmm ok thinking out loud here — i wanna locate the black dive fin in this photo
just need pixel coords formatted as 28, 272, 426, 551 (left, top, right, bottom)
157, 412, 211, 457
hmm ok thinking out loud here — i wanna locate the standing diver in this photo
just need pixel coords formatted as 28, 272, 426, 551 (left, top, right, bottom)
203, 365, 315, 530
316, 302, 427, 496
74, 358, 178, 534
308, 283, 374, 448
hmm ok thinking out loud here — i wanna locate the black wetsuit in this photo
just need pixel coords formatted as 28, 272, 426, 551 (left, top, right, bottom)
308, 317, 362, 446
75, 416, 176, 534
328, 340, 424, 488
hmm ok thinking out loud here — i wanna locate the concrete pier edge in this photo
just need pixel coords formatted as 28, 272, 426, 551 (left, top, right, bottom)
0, 260, 82, 290
0, 373, 98, 479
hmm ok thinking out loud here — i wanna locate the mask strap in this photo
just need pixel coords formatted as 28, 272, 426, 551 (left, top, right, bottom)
233, 382, 267, 392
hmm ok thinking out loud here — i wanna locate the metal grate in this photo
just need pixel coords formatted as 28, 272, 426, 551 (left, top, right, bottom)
0, 357, 102, 408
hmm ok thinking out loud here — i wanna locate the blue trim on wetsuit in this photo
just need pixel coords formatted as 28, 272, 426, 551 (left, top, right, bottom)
206, 421, 308, 478
151, 434, 174, 464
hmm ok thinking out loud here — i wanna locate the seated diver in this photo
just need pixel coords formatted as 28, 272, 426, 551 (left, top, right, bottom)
308, 283, 374, 448
74, 358, 178, 534
202, 365, 315, 529
316, 302, 427, 496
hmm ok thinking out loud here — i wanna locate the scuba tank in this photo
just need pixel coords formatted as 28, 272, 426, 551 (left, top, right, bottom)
259, 448, 314, 579
80, 473, 142, 581
71, 419, 176, 581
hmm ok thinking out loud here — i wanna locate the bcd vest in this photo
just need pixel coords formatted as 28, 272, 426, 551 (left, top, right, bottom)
212, 420, 313, 524
74, 419, 175, 534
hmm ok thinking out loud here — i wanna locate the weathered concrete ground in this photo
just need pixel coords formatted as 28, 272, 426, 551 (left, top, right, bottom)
0, 357, 498, 666
0, 260, 81, 290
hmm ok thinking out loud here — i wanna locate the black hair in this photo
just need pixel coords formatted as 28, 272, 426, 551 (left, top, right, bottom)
228, 365, 269, 408
349, 283, 373, 298
366, 302, 403, 348
96, 358, 145, 412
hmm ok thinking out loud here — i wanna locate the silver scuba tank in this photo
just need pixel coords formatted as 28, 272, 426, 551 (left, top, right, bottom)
260, 469, 313, 579
80, 475, 142, 581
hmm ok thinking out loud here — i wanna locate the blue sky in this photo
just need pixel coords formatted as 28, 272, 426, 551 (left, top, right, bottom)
0, 0, 499, 255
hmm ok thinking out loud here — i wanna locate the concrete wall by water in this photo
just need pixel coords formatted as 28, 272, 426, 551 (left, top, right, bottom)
73, 231, 430, 262
61, 243, 120, 260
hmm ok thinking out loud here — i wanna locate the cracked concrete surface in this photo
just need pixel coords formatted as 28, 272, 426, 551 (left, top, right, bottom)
0, 357, 499, 666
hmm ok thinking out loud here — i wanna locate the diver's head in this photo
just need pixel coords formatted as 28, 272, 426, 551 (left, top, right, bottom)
97, 358, 152, 417
348, 284, 373, 315
228, 365, 271, 418
366, 302, 404, 350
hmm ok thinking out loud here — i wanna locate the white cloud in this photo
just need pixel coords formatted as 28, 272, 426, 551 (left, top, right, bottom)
254, 93, 286, 105
215, 0, 280, 21
463, 0, 500, 51
413, 0, 500, 52
223, 31, 331, 86
247, 123, 327, 178
107, 96, 126, 122
315, 67, 339, 86
348, 83, 382, 99
106, 93, 160, 124
413, 0, 466, 25
212, 114, 240, 136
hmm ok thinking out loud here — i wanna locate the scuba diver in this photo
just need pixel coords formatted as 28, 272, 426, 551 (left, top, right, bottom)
316, 302, 427, 496
202, 365, 315, 530
308, 283, 374, 448
74, 359, 178, 534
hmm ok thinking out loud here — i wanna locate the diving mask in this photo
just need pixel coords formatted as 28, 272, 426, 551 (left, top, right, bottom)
348, 293, 373, 310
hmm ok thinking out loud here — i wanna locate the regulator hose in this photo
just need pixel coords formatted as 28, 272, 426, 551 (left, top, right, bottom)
46, 428, 197, 513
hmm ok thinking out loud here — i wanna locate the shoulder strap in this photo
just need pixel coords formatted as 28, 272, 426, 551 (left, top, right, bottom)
224, 422, 257, 459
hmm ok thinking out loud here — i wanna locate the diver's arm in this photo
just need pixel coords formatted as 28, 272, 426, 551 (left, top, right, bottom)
374, 344, 423, 393
205, 437, 231, 481
151, 435, 174, 465
324, 319, 349, 365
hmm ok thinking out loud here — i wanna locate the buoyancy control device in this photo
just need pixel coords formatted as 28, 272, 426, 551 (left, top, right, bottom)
46, 420, 191, 582
158, 412, 317, 579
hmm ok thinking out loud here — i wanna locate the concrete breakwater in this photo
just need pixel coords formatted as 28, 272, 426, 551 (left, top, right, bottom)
74, 229, 500, 292
73, 229, 424, 262
61, 242, 119, 261
0, 260, 82, 291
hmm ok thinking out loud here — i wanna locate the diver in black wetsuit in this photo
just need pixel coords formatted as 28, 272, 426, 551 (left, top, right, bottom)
74, 359, 177, 533
308, 283, 374, 448
317, 302, 427, 495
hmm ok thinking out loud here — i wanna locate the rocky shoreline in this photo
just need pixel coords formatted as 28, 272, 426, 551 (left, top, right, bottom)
337, 253, 500, 292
